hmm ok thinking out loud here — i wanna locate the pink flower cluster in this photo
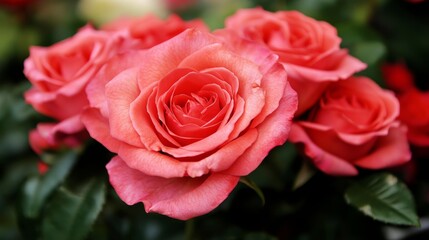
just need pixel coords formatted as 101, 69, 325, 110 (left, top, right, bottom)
24, 8, 411, 220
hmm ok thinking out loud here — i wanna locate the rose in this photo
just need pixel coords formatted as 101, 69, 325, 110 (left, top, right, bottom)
382, 62, 429, 146
382, 62, 415, 93
37, 161, 49, 175
397, 89, 429, 146
82, 29, 297, 219
24, 25, 125, 150
224, 8, 366, 116
289, 76, 410, 176
101, 14, 208, 51
29, 121, 88, 154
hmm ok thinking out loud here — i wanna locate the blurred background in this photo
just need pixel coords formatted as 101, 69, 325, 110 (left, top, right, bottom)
1, 0, 429, 239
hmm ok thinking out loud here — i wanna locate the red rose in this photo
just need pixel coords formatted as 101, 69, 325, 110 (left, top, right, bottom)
223, 8, 366, 116
382, 62, 415, 93
290, 76, 410, 176
24, 25, 125, 148
37, 161, 49, 175
397, 88, 429, 146
82, 29, 297, 219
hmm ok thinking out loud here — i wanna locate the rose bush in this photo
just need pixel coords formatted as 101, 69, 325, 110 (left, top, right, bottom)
224, 8, 366, 116
289, 76, 411, 176
82, 29, 297, 220
24, 25, 125, 151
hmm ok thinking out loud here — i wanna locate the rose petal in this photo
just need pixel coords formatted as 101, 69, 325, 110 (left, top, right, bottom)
81, 107, 121, 153
225, 84, 298, 176
105, 68, 143, 147
289, 123, 359, 176
117, 128, 258, 178
86, 50, 147, 117
106, 156, 239, 220
354, 125, 411, 169
117, 144, 187, 178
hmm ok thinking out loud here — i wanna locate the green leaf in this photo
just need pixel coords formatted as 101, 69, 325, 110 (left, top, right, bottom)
293, 160, 316, 190
344, 173, 420, 226
20, 150, 79, 218
42, 178, 106, 240
240, 177, 265, 206
0, 12, 19, 63
352, 41, 386, 66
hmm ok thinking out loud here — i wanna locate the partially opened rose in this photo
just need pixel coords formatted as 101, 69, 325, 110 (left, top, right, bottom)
101, 14, 208, 51
82, 29, 297, 220
224, 8, 366, 116
29, 121, 88, 154
289, 76, 410, 176
24, 25, 125, 150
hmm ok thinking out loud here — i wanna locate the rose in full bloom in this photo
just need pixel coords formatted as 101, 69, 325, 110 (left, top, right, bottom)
397, 89, 429, 146
101, 14, 208, 51
289, 76, 410, 176
82, 29, 297, 220
223, 8, 366, 116
24, 25, 125, 151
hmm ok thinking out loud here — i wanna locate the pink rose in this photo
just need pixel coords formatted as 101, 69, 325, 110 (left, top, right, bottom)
24, 25, 125, 147
29, 119, 88, 154
289, 76, 411, 176
397, 89, 429, 146
224, 8, 366, 116
82, 29, 297, 220
101, 14, 208, 51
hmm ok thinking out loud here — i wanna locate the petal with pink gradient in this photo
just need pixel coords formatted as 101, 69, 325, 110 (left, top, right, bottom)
106, 156, 239, 220
81, 107, 121, 153
105, 68, 143, 147
354, 126, 411, 169
289, 123, 359, 176
226, 86, 297, 176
